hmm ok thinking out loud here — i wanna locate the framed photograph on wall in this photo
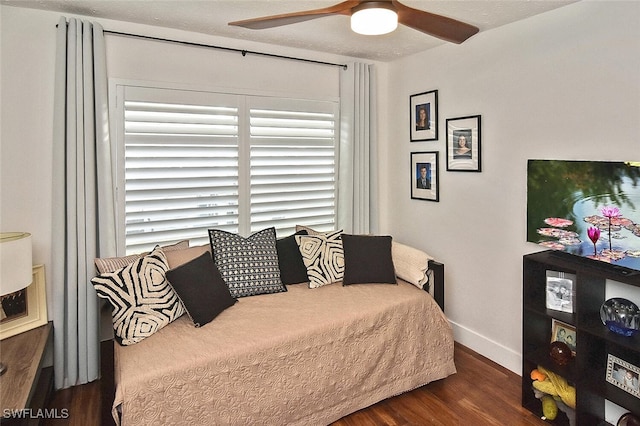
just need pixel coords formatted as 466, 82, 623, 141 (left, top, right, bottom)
411, 151, 439, 202
551, 319, 576, 355
446, 115, 481, 172
0, 264, 48, 340
410, 90, 438, 141
606, 354, 640, 398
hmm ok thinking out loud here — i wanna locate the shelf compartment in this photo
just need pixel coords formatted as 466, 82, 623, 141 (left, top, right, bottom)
581, 319, 640, 353
522, 357, 573, 426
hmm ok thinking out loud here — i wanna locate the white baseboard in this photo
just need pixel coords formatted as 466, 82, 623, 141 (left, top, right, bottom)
450, 319, 522, 375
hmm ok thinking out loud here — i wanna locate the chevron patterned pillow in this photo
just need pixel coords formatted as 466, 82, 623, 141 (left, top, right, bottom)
295, 230, 344, 289
91, 246, 185, 345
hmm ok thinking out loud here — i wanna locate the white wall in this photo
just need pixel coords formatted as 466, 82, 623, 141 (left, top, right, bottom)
3, 1, 639, 377
0, 4, 356, 315
380, 0, 640, 373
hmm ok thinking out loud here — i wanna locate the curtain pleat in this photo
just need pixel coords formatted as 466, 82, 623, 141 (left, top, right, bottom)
52, 17, 116, 389
338, 62, 378, 234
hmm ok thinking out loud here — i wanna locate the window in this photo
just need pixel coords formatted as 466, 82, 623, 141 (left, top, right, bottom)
113, 84, 338, 254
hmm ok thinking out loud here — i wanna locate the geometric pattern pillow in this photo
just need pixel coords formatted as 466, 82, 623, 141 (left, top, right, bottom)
295, 230, 344, 288
91, 246, 185, 345
208, 227, 286, 298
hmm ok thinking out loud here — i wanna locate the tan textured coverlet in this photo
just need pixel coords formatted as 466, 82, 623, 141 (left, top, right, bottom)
113, 280, 456, 425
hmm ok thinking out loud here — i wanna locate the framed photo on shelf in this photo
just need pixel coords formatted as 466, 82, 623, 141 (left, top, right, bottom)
606, 354, 640, 398
0, 264, 48, 340
446, 115, 481, 172
410, 90, 438, 141
545, 270, 576, 313
551, 319, 576, 355
411, 151, 439, 202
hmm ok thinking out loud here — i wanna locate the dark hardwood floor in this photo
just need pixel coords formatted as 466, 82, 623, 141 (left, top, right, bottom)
43, 343, 547, 426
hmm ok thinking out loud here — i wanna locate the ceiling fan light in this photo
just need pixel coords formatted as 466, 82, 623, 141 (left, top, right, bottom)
350, 3, 398, 36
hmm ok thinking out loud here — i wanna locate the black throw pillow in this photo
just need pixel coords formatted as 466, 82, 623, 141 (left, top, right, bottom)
341, 234, 397, 285
276, 230, 309, 285
166, 251, 237, 327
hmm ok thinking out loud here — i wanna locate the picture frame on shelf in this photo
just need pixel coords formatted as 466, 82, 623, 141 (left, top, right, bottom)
411, 151, 439, 202
545, 270, 576, 313
606, 354, 640, 398
0, 265, 48, 340
410, 90, 438, 141
551, 318, 576, 355
446, 115, 481, 172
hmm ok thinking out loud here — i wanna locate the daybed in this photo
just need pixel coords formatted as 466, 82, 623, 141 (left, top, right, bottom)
95, 230, 455, 426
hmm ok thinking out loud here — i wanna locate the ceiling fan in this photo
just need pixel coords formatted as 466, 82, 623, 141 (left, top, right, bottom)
228, 0, 479, 44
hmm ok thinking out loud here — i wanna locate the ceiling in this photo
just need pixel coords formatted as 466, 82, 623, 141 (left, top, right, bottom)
2, 0, 577, 61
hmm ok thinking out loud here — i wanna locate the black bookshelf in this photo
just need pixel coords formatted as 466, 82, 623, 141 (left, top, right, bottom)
522, 250, 640, 424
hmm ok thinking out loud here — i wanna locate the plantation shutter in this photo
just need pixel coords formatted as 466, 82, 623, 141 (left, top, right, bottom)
249, 97, 338, 235
116, 85, 338, 254
121, 87, 240, 253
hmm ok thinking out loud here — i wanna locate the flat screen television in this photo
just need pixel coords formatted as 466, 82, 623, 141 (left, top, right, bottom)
527, 159, 640, 274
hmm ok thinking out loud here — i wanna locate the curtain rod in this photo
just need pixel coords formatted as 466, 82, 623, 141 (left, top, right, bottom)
103, 29, 348, 70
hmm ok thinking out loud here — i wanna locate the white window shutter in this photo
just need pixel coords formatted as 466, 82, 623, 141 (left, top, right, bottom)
249, 100, 338, 236
117, 85, 338, 254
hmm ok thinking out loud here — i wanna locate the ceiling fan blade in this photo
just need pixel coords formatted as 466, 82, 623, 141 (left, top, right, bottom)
393, 0, 478, 44
229, 0, 360, 30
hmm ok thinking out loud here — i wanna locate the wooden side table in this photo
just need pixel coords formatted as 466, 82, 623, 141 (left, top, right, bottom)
0, 322, 53, 425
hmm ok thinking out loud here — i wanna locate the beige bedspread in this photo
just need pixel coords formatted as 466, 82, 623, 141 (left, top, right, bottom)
113, 280, 456, 425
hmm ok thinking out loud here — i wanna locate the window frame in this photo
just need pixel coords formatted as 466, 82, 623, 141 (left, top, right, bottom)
109, 79, 340, 255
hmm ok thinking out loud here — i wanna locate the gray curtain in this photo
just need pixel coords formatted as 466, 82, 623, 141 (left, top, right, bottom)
52, 17, 116, 389
338, 62, 379, 234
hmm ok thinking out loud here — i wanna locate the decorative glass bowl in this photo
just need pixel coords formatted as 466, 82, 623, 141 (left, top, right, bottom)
549, 341, 573, 366
600, 298, 640, 337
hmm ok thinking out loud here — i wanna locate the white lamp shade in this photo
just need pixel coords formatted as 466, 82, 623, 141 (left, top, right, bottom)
351, 5, 398, 35
0, 232, 33, 296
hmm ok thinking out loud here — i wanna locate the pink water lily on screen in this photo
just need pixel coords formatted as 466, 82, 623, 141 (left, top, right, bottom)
588, 226, 600, 257
601, 205, 622, 251
601, 206, 621, 219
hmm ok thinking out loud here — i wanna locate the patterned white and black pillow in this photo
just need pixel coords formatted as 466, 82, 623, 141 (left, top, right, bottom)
91, 247, 185, 345
295, 230, 344, 288
208, 227, 286, 298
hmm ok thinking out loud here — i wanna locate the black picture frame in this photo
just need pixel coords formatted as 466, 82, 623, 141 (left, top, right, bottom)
410, 90, 438, 141
411, 151, 439, 202
446, 114, 481, 172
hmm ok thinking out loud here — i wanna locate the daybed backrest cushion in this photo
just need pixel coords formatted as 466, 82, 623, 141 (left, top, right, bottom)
295, 230, 344, 288
165, 244, 210, 269
341, 234, 396, 285
276, 230, 309, 285
391, 241, 434, 289
208, 227, 287, 298
94, 240, 189, 274
166, 251, 237, 327
295, 224, 336, 235
91, 246, 185, 345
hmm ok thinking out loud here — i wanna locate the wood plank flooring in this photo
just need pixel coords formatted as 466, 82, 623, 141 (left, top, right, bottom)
42, 343, 547, 426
